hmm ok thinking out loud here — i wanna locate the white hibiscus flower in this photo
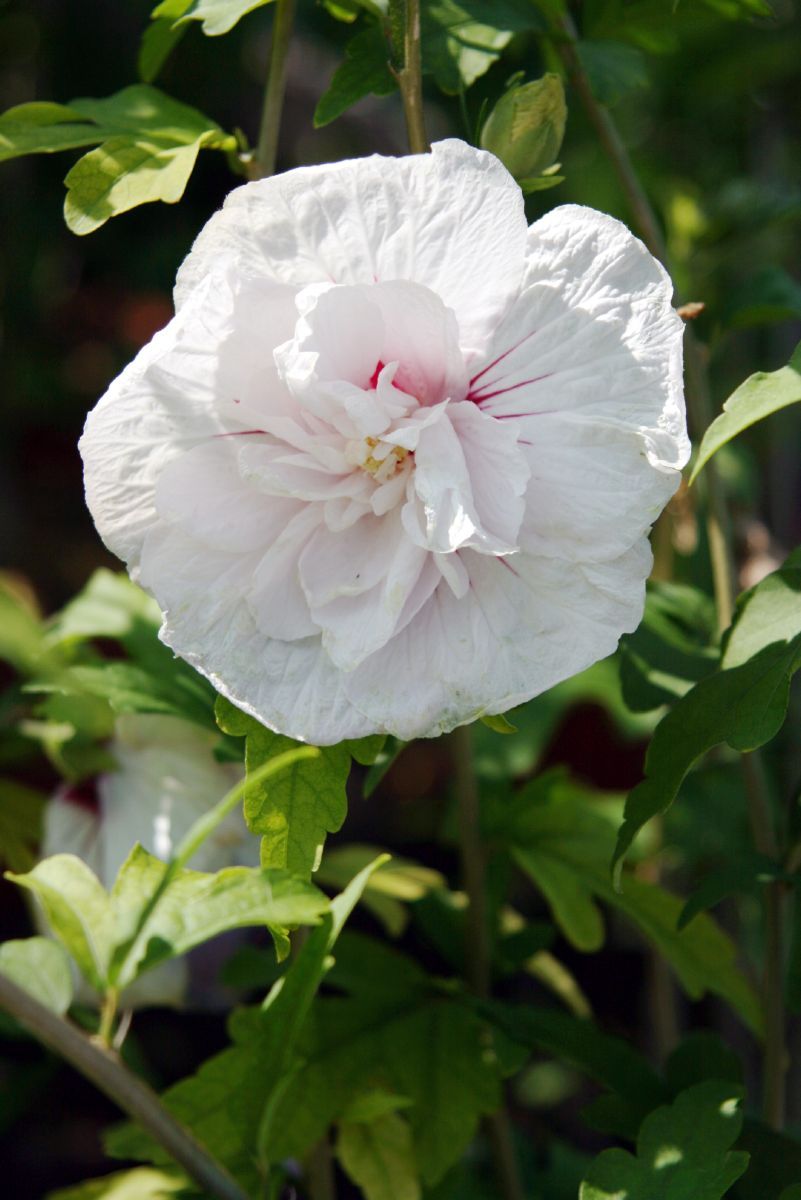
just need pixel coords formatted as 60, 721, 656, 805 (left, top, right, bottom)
41, 713, 253, 1007
80, 139, 688, 745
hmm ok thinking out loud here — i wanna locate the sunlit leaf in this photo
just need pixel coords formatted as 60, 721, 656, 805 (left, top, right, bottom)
217, 696, 351, 875
337, 1111, 421, 1200
691, 343, 801, 483
0, 937, 73, 1015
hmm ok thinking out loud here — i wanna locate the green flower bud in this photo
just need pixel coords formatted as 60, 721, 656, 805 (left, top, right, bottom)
480, 73, 567, 182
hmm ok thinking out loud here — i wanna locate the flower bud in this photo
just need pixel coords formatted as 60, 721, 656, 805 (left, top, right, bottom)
480, 73, 567, 183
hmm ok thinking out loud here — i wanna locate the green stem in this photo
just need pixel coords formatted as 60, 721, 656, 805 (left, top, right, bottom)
96, 986, 119, 1049
451, 725, 525, 1200
552, 12, 784, 1126
252, 0, 296, 179
0, 973, 249, 1200
395, 0, 429, 154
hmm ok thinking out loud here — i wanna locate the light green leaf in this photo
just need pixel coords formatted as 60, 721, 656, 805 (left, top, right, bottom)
109, 845, 328, 988
48, 1167, 187, 1200
337, 1112, 421, 1200
579, 1081, 749, 1200
216, 696, 350, 875
577, 39, 648, 106
1, 84, 233, 232
0, 937, 73, 1014
316, 844, 444, 935
501, 774, 761, 1032
67, 84, 228, 144
41, 661, 215, 729
314, 24, 396, 127
691, 343, 801, 483
421, 0, 545, 94
46, 570, 161, 647
479, 713, 518, 734
341, 1089, 413, 1123
64, 136, 204, 234
106, 858, 385, 1193
0, 102, 111, 163
155, 0, 274, 36
614, 549, 801, 873
7, 855, 115, 992
0, 580, 50, 675
480, 73, 566, 181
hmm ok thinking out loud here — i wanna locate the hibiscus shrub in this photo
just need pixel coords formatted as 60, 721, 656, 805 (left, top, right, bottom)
1, 1, 800, 1199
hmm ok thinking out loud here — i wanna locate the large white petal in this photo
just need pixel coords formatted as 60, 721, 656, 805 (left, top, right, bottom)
174, 140, 527, 357
80, 271, 299, 572
343, 541, 651, 740
468, 205, 688, 473
520, 413, 678, 563
137, 524, 369, 744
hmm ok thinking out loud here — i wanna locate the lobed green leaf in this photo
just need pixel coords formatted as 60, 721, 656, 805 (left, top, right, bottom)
580, 1081, 749, 1200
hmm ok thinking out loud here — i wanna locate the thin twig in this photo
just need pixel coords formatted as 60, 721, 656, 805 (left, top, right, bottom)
252, 0, 296, 179
552, 12, 784, 1126
0, 973, 249, 1200
395, 0, 429, 154
451, 725, 525, 1200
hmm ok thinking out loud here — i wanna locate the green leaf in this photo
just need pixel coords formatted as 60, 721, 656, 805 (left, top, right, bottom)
43, 660, 215, 728
337, 1112, 421, 1200
314, 25, 396, 127
107, 861, 385, 1193
480, 73, 566, 181
479, 713, 518, 734
154, 0, 274, 36
691, 343, 801, 483
109, 845, 329, 988
619, 582, 719, 713
421, 0, 545, 94
0, 937, 73, 1015
316, 844, 444, 936
46, 570, 161, 647
0, 102, 111, 163
614, 549, 801, 874
344, 734, 388, 766
138, 17, 190, 82
665, 1033, 743, 1096
580, 1081, 748, 1200
500, 774, 761, 1031
486, 1000, 666, 1137
64, 136, 205, 235
1, 85, 233, 232
7, 855, 115, 992
266, 986, 517, 1184
0, 580, 50, 675
576, 39, 648, 106
47, 1168, 187, 1200
216, 697, 351, 875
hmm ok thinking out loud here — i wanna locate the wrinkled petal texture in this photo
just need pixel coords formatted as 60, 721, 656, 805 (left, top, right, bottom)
80, 140, 688, 744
